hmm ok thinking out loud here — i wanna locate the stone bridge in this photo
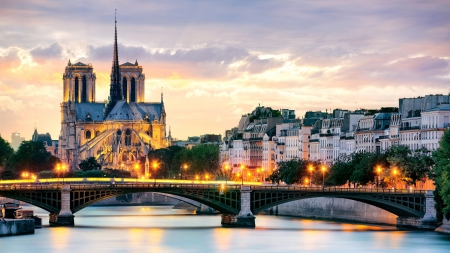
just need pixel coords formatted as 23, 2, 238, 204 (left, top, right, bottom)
0, 181, 438, 229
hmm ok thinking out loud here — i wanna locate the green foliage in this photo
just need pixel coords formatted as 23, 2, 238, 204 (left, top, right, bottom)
326, 145, 433, 188
38, 170, 56, 179
0, 135, 14, 168
431, 129, 450, 221
1, 141, 60, 179
79, 157, 101, 171
148, 144, 220, 180
270, 159, 310, 185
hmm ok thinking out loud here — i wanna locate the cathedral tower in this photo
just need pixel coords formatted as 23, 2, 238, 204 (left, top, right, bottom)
62, 60, 96, 103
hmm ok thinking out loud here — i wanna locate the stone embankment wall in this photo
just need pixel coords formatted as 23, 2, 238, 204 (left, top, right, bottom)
92, 192, 180, 206
0, 219, 35, 236
436, 219, 450, 234
262, 197, 398, 225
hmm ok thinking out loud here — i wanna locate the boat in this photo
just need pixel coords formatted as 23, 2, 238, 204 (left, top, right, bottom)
1, 202, 22, 218
14, 209, 42, 229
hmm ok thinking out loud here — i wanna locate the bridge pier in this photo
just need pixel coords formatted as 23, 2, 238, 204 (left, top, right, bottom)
221, 186, 255, 228
397, 190, 438, 230
49, 184, 74, 227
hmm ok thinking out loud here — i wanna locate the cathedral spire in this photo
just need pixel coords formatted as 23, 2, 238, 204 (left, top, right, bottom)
107, 10, 123, 114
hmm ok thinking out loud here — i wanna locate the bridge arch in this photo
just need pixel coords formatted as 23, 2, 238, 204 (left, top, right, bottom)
251, 190, 425, 217
68, 184, 241, 215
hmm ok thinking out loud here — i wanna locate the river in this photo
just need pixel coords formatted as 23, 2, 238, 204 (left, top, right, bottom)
1, 205, 450, 252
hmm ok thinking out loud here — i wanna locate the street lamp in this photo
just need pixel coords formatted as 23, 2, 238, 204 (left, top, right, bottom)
134, 164, 140, 182
183, 164, 188, 180
240, 164, 245, 185
393, 168, 398, 189
376, 166, 382, 188
309, 165, 314, 187
205, 174, 209, 181
152, 161, 158, 184
55, 163, 61, 182
61, 164, 67, 184
321, 165, 326, 189
120, 163, 125, 179
305, 178, 309, 187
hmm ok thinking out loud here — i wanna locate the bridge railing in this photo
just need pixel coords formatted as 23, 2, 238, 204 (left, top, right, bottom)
0, 184, 61, 191
250, 186, 426, 194
70, 183, 241, 191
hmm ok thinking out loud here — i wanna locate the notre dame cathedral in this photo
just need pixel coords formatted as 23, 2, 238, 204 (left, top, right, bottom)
58, 16, 168, 174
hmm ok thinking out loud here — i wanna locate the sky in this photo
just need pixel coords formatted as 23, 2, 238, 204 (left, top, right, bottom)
1, 0, 450, 141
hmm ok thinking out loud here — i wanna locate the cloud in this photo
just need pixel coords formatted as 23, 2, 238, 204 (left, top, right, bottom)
185, 89, 211, 98
0, 95, 24, 113
30, 42, 63, 64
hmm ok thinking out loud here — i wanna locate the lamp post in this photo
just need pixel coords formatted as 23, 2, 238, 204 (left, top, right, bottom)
224, 164, 230, 185
56, 163, 61, 182
61, 164, 67, 184
120, 163, 125, 179
240, 164, 245, 185
309, 165, 313, 187
393, 168, 398, 189
321, 165, 326, 189
183, 164, 188, 180
376, 166, 382, 188
152, 161, 158, 184
134, 164, 140, 182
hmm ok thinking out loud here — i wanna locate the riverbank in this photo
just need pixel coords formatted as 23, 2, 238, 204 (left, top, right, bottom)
0, 219, 34, 236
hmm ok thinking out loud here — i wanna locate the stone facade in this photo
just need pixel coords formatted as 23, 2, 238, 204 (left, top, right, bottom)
58, 21, 167, 171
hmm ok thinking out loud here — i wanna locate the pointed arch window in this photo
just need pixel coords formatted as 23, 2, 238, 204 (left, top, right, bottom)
85, 130, 92, 140
122, 77, 127, 101
125, 129, 132, 146
74, 77, 79, 102
130, 77, 136, 102
82, 76, 87, 102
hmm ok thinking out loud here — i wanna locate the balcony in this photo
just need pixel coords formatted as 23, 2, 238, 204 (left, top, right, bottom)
400, 126, 420, 131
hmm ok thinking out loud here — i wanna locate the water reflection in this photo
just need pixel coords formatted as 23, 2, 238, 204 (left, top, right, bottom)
1, 205, 449, 253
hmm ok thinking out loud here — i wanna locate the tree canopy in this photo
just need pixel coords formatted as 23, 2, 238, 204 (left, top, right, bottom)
0, 135, 14, 168
79, 157, 102, 171
1, 141, 60, 179
431, 129, 450, 222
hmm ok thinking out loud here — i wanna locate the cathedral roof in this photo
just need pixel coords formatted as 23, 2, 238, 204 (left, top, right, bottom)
74, 103, 106, 122
105, 101, 163, 122
120, 62, 136, 66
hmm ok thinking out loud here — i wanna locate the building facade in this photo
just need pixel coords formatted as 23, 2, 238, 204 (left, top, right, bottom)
58, 18, 167, 172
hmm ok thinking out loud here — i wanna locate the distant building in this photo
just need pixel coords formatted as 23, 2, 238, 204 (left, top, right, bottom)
10, 132, 25, 151
199, 134, 222, 144
32, 128, 58, 156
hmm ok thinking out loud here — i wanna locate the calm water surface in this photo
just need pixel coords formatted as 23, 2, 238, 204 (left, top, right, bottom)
2, 205, 450, 252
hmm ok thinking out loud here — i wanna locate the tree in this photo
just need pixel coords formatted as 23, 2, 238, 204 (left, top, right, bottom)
0, 135, 14, 168
432, 129, 450, 221
79, 157, 101, 171
326, 156, 353, 186
271, 159, 309, 185
2, 141, 60, 179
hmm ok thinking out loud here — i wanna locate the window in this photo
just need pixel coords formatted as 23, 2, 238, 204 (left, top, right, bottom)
85, 130, 92, 140
74, 77, 79, 102
122, 77, 127, 100
130, 77, 136, 102
81, 76, 87, 102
